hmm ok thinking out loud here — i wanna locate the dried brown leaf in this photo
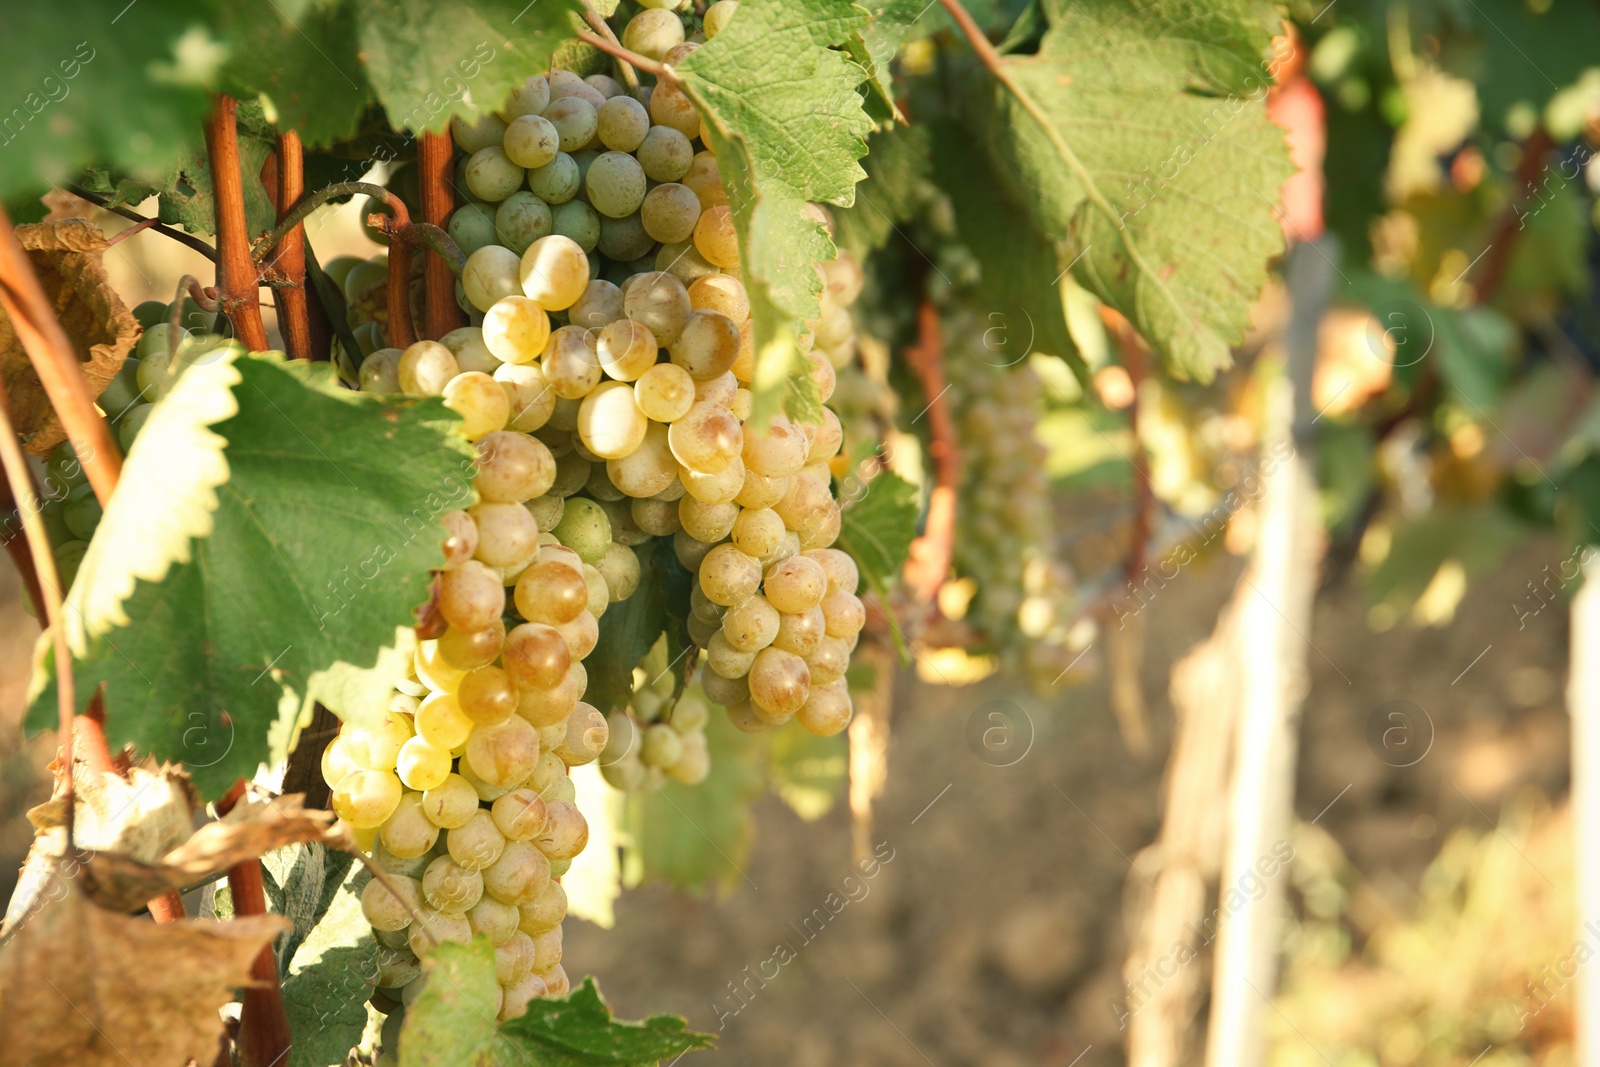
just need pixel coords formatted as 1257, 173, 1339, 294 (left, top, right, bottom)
0, 879, 288, 1067
0, 220, 140, 455
78, 793, 351, 913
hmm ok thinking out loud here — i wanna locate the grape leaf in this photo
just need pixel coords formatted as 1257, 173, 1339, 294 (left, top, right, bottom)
766, 727, 847, 821
622, 708, 767, 893
354, 0, 585, 135
0, 1, 214, 202
929, 120, 1082, 374
215, 1, 372, 147
587, 540, 670, 716
26, 354, 475, 798
500, 977, 716, 1065
676, 0, 874, 427
835, 470, 919, 593
979, 0, 1293, 381
279, 855, 377, 1067
156, 99, 280, 238
262, 841, 359, 976
399, 943, 713, 1067
397, 937, 502, 1067
0, 881, 289, 1067
833, 125, 930, 261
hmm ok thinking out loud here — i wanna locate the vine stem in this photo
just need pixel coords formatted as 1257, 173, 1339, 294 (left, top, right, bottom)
105, 218, 159, 247
368, 217, 467, 276
65, 185, 219, 261
204, 97, 270, 352
575, 29, 673, 81
418, 132, 465, 340
255, 182, 408, 266
0, 375, 78, 848
581, 6, 640, 91
901, 297, 957, 603
0, 204, 123, 505
272, 132, 313, 360
217, 779, 292, 1067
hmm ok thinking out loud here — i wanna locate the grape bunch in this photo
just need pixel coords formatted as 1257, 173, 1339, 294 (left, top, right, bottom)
323, 1, 876, 1014
598, 643, 711, 791
944, 347, 1087, 687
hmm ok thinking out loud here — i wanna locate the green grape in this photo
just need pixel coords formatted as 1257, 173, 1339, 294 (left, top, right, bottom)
688, 274, 749, 323
519, 235, 589, 312
596, 212, 656, 262
621, 7, 685, 58
438, 559, 506, 631
502, 114, 560, 169
623, 271, 691, 346
99, 357, 144, 417
362, 874, 422, 931
634, 125, 693, 183
463, 246, 523, 311
682, 151, 727, 209
585, 151, 647, 219
640, 183, 700, 245
748, 646, 810, 721
721, 594, 779, 652
380, 793, 440, 857
694, 205, 739, 269
496, 363, 558, 432
704, 0, 738, 37
61, 482, 101, 541
464, 716, 541, 788
456, 662, 521, 724
654, 240, 719, 288
543, 96, 598, 153
633, 363, 695, 423
421, 774, 481, 829
449, 203, 498, 257
596, 95, 650, 152
668, 401, 742, 475
469, 896, 522, 945
491, 788, 549, 841
797, 680, 852, 736
465, 146, 524, 202
446, 809, 508, 872
518, 881, 567, 935
333, 769, 404, 829
482, 840, 552, 905
397, 341, 460, 398
453, 112, 510, 153
550, 199, 600, 253
526, 152, 581, 204
648, 74, 699, 138
532, 799, 587, 860
500, 75, 550, 121
669, 309, 739, 381
494, 191, 553, 254
443, 371, 511, 439
423, 854, 485, 911
541, 325, 601, 398
577, 381, 648, 460
551, 497, 611, 563
474, 430, 555, 503
593, 544, 640, 603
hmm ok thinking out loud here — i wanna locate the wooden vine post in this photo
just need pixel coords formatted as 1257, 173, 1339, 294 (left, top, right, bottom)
1570, 556, 1600, 1067
1203, 238, 1334, 1067
419, 131, 464, 339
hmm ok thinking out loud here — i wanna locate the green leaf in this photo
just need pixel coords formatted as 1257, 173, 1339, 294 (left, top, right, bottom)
27, 354, 475, 798
215, 2, 372, 147
355, 0, 585, 135
0, 2, 214, 202
157, 99, 279, 238
930, 120, 1080, 370
767, 728, 846, 821
280, 854, 377, 1067
676, 0, 874, 426
262, 842, 359, 978
499, 977, 715, 1066
398, 937, 501, 1067
833, 125, 930, 261
1365, 503, 1524, 626
307, 626, 419, 727
399, 948, 712, 1067
622, 709, 767, 893
588, 541, 669, 715
835, 470, 918, 593
979, 0, 1292, 381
